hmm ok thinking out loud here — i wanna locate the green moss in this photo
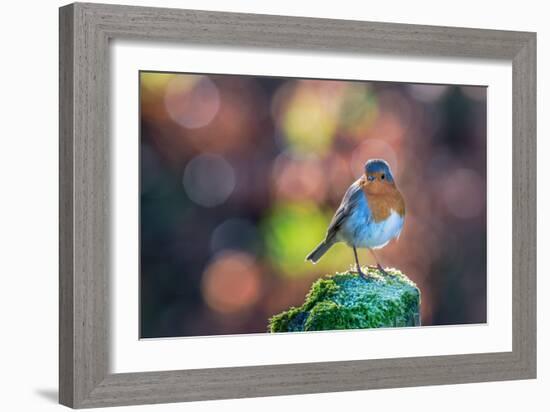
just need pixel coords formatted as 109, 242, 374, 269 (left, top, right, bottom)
268, 267, 421, 332
268, 306, 306, 332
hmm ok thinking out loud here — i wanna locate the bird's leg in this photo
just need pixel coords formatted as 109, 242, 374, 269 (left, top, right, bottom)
368, 248, 390, 277
353, 246, 368, 280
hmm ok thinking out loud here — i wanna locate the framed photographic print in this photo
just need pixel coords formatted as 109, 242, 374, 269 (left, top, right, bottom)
59, 2, 536, 408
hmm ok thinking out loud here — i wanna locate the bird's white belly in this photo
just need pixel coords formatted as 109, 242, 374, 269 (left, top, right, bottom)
340, 207, 404, 249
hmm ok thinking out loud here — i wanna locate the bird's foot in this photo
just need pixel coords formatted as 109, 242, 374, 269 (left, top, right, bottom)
376, 263, 391, 277
355, 266, 369, 281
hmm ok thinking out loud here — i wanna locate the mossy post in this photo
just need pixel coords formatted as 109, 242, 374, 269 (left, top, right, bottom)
269, 268, 421, 332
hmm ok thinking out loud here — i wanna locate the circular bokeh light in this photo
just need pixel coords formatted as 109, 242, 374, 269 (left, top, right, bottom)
182, 154, 236, 207
210, 218, 260, 254
165, 75, 220, 129
201, 251, 261, 314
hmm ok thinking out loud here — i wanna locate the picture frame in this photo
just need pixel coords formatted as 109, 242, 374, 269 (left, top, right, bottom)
59, 2, 536, 408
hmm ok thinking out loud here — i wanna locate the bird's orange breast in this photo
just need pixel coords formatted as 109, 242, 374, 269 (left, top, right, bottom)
359, 177, 405, 223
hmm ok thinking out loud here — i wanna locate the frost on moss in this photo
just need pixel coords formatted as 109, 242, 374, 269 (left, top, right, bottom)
268, 267, 421, 332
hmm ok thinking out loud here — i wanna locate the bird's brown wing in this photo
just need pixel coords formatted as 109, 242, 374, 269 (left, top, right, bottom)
325, 179, 365, 241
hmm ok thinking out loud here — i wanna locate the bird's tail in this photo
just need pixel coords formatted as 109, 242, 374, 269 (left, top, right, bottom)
305, 239, 334, 264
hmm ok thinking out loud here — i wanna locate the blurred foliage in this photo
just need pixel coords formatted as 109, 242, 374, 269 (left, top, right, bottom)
139, 71, 487, 338
261, 202, 354, 277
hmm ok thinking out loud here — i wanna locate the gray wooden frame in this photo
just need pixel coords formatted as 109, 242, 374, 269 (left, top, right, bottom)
59, 2, 536, 408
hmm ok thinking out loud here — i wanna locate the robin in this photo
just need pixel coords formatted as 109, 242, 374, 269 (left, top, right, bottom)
306, 159, 405, 279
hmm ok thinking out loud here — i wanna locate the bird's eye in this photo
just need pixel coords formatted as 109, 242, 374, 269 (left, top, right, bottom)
380, 174, 385, 180
367, 175, 375, 182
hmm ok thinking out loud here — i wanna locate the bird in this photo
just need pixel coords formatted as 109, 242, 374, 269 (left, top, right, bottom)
306, 159, 405, 279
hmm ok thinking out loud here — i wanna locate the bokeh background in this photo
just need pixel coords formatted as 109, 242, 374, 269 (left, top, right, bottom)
139, 71, 487, 338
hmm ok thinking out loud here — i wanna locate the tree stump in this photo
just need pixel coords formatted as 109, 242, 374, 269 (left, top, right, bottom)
269, 268, 421, 332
